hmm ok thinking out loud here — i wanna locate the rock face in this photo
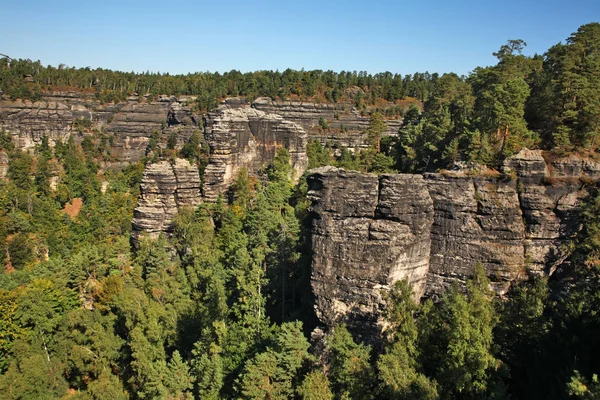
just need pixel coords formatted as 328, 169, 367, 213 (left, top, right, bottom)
253, 97, 402, 136
308, 167, 434, 334
202, 103, 308, 201
0, 92, 200, 164
307, 150, 600, 334
253, 97, 402, 150
423, 173, 526, 294
0, 151, 8, 179
131, 158, 202, 242
0, 96, 77, 149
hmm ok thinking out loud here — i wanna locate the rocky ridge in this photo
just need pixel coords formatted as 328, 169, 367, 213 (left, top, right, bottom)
253, 97, 403, 149
307, 149, 600, 334
0, 92, 200, 165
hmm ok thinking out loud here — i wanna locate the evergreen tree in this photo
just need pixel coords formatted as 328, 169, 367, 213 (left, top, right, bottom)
419, 264, 502, 399
378, 280, 438, 399
327, 324, 375, 400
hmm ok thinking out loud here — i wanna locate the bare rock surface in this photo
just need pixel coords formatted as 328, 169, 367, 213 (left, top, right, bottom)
307, 149, 600, 334
252, 97, 403, 147
308, 167, 433, 335
0, 92, 199, 164
131, 158, 202, 242
202, 104, 308, 201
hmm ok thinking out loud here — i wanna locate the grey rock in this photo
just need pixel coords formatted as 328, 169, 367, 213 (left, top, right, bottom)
202, 105, 308, 201
131, 158, 202, 242
252, 97, 403, 147
308, 167, 433, 336
0, 93, 200, 165
308, 149, 600, 335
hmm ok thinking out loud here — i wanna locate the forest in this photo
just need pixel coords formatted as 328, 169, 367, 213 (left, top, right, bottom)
0, 22, 599, 399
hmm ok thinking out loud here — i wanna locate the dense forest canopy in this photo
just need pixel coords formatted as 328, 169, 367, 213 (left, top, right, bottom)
0, 22, 600, 399
0, 57, 437, 114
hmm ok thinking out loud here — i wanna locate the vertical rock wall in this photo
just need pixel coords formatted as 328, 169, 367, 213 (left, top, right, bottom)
308, 167, 434, 333
131, 158, 202, 242
0, 93, 200, 164
307, 151, 600, 334
424, 174, 526, 294
202, 105, 308, 201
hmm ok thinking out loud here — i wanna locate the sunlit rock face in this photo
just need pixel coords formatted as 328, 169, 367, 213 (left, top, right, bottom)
0, 92, 199, 166
307, 150, 600, 335
307, 167, 434, 336
202, 103, 308, 201
131, 158, 202, 243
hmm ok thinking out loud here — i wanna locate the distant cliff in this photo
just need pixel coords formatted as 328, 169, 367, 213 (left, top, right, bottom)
0, 92, 200, 165
307, 150, 600, 334
0, 93, 398, 164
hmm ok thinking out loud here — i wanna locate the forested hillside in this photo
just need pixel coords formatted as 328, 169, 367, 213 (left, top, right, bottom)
0, 23, 599, 400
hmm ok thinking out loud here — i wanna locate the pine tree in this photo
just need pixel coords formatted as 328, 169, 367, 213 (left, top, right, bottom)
327, 324, 375, 400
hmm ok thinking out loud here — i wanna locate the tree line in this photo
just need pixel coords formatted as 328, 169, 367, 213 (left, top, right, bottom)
0, 58, 437, 112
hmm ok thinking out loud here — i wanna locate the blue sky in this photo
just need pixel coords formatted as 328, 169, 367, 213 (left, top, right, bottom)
1, 0, 598, 76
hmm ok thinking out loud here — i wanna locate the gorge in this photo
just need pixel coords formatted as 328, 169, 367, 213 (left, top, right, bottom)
2, 92, 597, 337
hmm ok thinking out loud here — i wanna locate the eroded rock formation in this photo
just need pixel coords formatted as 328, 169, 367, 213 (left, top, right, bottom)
307, 150, 600, 333
202, 103, 308, 201
131, 158, 202, 242
0, 92, 199, 164
308, 167, 433, 333
253, 97, 402, 149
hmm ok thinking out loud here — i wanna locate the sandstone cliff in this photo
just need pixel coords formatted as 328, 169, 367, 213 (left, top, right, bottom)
308, 167, 433, 333
0, 92, 200, 164
307, 150, 600, 333
131, 158, 202, 243
253, 97, 402, 149
202, 102, 308, 201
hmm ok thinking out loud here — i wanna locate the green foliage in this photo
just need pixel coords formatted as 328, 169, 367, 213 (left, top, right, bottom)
306, 140, 331, 170
532, 23, 600, 151
318, 116, 329, 131
327, 324, 375, 400
167, 131, 178, 150
569, 371, 600, 399
240, 321, 311, 399
7, 233, 34, 270
0, 58, 439, 107
366, 112, 387, 150
298, 370, 334, 400
419, 264, 501, 399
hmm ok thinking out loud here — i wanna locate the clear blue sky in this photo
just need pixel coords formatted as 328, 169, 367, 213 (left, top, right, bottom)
1, 0, 598, 76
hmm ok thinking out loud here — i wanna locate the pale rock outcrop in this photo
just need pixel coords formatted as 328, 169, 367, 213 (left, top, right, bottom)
131, 158, 202, 242
202, 104, 308, 201
252, 97, 403, 140
0, 92, 199, 164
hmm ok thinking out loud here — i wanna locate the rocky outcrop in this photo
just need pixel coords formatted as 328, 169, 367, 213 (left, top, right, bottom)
0, 151, 8, 179
131, 158, 202, 242
0, 92, 200, 164
252, 97, 403, 147
202, 104, 308, 201
0, 96, 78, 149
307, 150, 600, 334
423, 174, 526, 294
308, 167, 434, 333
503, 150, 599, 276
